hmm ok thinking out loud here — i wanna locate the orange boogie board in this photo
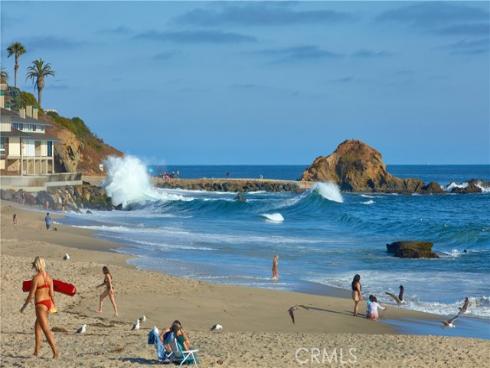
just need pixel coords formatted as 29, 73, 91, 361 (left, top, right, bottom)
22, 279, 77, 296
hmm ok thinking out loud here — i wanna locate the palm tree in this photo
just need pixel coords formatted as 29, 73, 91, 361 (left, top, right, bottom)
6, 42, 26, 87
26, 59, 55, 108
0, 68, 8, 84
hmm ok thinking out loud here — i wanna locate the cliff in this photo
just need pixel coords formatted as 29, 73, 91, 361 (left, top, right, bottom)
42, 111, 122, 175
301, 140, 440, 193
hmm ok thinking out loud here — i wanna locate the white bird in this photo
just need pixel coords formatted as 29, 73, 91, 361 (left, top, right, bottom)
63, 253, 70, 261
139, 315, 146, 323
131, 319, 140, 331
442, 314, 459, 328
76, 324, 87, 334
210, 324, 223, 332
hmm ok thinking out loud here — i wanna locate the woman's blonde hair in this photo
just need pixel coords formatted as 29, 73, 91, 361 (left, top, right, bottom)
32, 256, 46, 273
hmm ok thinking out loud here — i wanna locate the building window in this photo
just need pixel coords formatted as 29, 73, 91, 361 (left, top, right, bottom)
13, 122, 24, 131
0, 137, 6, 153
47, 141, 53, 156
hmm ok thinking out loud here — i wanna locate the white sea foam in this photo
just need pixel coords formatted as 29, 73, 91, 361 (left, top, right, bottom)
313, 182, 344, 203
445, 182, 468, 192
362, 200, 375, 205
261, 213, 284, 223
361, 194, 375, 198
103, 156, 190, 207
308, 270, 490, 319
72, 224, 323, 245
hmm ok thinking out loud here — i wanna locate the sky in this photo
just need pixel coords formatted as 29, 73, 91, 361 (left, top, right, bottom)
1, 1, 489, 165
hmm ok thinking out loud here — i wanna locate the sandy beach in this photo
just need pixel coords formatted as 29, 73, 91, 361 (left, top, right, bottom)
1, 201, 489, 367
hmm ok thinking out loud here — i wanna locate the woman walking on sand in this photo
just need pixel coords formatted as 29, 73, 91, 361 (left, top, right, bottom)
352, 274, 362, 317
20, 256, 59, 359
96, 266, 118, 316
272, 255, 279, 281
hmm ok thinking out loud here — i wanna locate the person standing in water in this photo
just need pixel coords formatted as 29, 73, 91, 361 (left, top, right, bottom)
96, 266, 118, 316
352, 274, 362, 316
272, 255, 279, 281
20, 256, 59, 359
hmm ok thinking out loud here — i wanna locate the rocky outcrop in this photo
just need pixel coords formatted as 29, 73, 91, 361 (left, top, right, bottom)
301, 140, 487, 194
301, 140, 428, 193
0, 185, 113, 211
386, 241, 438, 258
449, 179, 486, 194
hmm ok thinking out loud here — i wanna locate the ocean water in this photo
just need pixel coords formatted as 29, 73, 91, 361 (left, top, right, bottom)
61, 160, 490, 337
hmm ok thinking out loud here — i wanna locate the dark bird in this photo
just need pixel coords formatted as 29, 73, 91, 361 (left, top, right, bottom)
385, 285, 405, 305
458, 297, 470, 315
287, 305, 311, 324
442, 314, 459, 328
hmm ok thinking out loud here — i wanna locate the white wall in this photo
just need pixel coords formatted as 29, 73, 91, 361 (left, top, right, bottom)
9, 137, 20, 156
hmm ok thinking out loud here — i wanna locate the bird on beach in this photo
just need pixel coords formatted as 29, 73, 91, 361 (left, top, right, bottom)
63, 253, 70, 261
76, 324, 87, 334
288, 305, 311, 324
131, 319, 140, 331
385, 285, 406, 305
211, 324, 223, 332
138, 315, 146, 323
442, 314, 459, 328
458, 297, 470, 315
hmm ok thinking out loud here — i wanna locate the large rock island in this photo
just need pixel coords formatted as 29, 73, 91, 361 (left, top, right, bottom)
301, 140, 485, 194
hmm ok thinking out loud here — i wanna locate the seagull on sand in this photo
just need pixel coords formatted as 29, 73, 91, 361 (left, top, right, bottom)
442, 314, 459, 328
131, 319, 140, 331
385, 285, 406, 305
288, 305, 311, 324
210, 324, 223, 332
63, 253, 70, 261
76, 324, 87, 334
139, 315, 146, 323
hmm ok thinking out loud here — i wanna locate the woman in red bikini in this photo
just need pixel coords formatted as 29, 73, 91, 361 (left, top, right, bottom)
20, 256, 59, 359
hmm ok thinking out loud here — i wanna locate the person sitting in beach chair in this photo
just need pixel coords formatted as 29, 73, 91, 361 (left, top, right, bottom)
167, 321, 199, 366
148, 321, 198, 365
148, 326, 173, 363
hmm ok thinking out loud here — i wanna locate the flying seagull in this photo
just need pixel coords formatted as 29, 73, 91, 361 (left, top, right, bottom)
288, 305, 311, 324
63, 253, 70, 261
210, 324, 223, 332
139, 315, 146, 323
442, 314, 459, 328
458, 297, 470, 315
76, 324, 87, 334
131, 319, 140, 331
385, 285, 405, 305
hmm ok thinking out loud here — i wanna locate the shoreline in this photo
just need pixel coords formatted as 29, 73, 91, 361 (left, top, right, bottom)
2, 200, 490, 367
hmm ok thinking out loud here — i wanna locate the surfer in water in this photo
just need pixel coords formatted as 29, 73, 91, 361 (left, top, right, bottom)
272, 255, 279, 281
20, 256, 59, 359
96, 266, 119, 316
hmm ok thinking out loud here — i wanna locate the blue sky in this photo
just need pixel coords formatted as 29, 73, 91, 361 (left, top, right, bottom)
2, 1, 489, 164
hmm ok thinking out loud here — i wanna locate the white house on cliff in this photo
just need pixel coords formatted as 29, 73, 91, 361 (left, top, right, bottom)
0, 83, 57, 175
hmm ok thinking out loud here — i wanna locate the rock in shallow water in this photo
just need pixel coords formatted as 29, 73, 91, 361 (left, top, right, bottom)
386, 241, 439, 258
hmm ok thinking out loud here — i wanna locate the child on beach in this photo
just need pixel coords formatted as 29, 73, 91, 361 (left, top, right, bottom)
272, 255, 279, 281
96, 266, 118, 316
44, 213, 52, 230
366, 295, 386, 320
